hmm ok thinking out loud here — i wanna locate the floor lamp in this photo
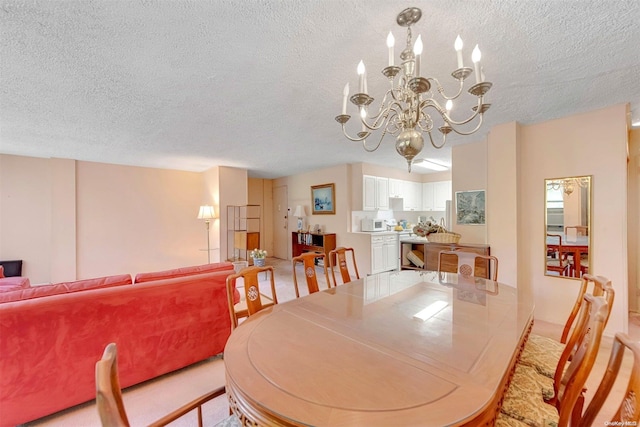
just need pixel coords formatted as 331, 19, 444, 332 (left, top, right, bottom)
197, 205, 215, 263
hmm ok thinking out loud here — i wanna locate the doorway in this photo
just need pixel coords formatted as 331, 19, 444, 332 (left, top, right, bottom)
273, 186, 289, 260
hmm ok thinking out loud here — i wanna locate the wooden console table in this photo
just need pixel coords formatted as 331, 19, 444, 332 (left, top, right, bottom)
224, 270, 533, 426
292, 232, 336, 259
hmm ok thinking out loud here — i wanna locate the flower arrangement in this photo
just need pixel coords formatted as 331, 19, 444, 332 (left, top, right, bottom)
249, 248, 267, 259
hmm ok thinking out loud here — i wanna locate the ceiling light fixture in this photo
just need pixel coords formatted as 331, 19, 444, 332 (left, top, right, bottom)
413, 159, 449, 172
335, 7, 492, 172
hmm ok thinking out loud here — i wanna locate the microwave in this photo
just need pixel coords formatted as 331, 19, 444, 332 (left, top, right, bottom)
362, 218, 386, 232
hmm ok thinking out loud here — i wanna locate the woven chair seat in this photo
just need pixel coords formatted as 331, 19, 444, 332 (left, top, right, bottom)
495, 412, 556, 427
500, 364, 559, 427
519, 333, 565, 379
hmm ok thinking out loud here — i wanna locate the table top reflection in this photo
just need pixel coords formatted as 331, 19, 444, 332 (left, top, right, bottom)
224, 270, 534, 427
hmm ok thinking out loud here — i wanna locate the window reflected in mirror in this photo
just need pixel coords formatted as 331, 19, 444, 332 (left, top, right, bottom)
545, 176, 591, 280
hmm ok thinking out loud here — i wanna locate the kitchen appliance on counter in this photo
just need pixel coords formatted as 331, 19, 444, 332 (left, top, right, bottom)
361, 218, 386, 232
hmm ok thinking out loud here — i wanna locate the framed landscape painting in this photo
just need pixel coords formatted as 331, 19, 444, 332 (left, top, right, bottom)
311, 183, 335, 215
455, 190, 486, 225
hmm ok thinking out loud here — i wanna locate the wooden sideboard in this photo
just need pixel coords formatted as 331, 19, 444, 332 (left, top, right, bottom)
401, 240, 491, 278
292, 232, 336, 260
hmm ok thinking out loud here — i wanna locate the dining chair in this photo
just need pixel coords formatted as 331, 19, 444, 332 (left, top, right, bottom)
328, 247, 360, 286
546, 233, 570, 276
292, 252, 331, 298
577, 332, 640, 426
226, 265, 278, 329
519, 275, 614, 380
498, 293, 609, 427
96, 343, 234, 427
437, 249, 498, 281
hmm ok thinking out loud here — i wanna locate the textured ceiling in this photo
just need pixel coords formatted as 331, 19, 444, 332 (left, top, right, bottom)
1, 0, 639, 178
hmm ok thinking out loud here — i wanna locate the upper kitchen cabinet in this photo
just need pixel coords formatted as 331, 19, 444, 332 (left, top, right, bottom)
363, 175, 389, 211
402, 181, 423, 211
422, 181, 452, 211
388, 179, 403, 198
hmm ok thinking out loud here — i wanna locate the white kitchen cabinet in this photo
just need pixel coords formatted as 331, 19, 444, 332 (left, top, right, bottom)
422, 180, 451, 211
403, 181, 422, 211
363, 175, 389, 211
383, 234, 399, 271
422, 182, 435, 210
371, 234, 399, 274
388, 179, 403, 198
434, 180, 452, 211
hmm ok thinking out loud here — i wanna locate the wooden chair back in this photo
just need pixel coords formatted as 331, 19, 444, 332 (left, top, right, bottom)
560, 274, 614, 344
546, 233, 570, 276
328, 247, 360, 286
96, 343, 226, 427
549, 294, 609, 426
96, 343, 129, 427
292, 252, 331, 298
438, 250, 499, 281
226, 265, 278, 329
578, 333, 640, 426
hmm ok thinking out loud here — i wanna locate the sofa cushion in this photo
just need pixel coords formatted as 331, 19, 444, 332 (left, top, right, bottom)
0, 274, 132, 303
134, 262, 239, 303
0, 276, 31, 293
134, 262, 234, 283
0, 265, 4, 278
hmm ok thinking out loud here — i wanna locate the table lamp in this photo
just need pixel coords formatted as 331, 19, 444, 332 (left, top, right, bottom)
293, 205, 305, 231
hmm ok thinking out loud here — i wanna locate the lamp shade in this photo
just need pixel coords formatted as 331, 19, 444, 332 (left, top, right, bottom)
197, 205, 215, 220
293, 205, 305, 217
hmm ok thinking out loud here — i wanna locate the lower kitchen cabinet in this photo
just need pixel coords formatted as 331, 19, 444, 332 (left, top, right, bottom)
371, 234, 399, 274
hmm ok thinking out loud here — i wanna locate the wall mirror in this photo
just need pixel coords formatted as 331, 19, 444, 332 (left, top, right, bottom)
545, 176, 591, 279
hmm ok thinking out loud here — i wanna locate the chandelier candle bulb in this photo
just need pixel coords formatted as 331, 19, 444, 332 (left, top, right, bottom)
357, 60, 365, 93
342, 83, 349, 114
472, 45, 482, 83
446, 100, 453, 112
413, 35, 423, 77
387, 32, 395, 66
455, 35, 464, 68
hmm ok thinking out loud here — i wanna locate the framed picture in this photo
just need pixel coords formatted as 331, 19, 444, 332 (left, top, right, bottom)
311, 183, 335, 215
455, 190, 486, 225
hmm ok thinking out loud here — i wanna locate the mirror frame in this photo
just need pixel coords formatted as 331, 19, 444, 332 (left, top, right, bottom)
544, 175, 592, 280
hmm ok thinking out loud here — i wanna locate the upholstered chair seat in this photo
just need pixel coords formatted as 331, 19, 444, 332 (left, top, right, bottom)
500, 364, 559, 426
519, 334, 566, 378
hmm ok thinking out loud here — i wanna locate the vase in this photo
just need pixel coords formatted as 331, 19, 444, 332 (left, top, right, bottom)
253, 257, 265, 267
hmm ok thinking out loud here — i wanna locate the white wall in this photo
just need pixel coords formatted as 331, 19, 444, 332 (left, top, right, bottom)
628, 128, 640, 311
452, 139, 488, 244
273, 164, 351, 260
0, 155, 215, 282
519, 104, 628, 335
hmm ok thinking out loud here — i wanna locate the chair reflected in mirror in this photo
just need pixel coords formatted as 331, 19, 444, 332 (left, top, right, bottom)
546, 234, 570, 276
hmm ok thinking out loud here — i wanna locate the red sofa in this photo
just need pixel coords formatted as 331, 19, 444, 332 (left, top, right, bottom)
0, 262, 236, 427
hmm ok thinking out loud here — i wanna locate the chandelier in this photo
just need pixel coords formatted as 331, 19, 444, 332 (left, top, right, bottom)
547, 177, 590, 196
335, 7, 492, 172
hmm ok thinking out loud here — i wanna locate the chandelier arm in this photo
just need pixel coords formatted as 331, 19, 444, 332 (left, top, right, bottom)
446, 113, 486, 136
426, 129, 448, 149
420, 99, 484, 127
429, 77, 465, 100
340, 124, 368, 142
361, 130, 387, 152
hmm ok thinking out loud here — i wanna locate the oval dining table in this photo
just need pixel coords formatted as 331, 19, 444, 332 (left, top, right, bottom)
224, 270, 534, 427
